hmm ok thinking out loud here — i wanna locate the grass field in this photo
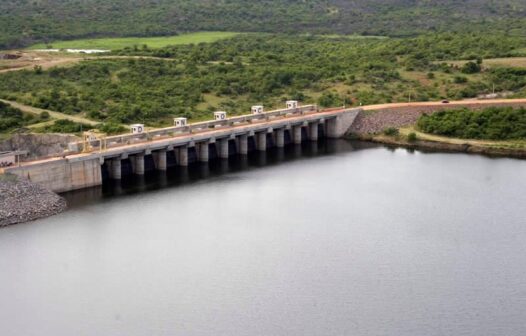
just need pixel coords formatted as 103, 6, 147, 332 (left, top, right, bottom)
318, 34, 388, 39
29, 32, 240, 50
444, 57, 526, 69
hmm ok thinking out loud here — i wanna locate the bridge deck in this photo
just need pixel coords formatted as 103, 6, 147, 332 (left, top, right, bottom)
17, 106, 352, 166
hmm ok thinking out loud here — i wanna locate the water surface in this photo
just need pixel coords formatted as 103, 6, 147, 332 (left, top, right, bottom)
1, 141, 525, 336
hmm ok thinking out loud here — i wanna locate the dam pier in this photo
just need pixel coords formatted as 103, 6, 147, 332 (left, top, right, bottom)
3, 104, 361, 192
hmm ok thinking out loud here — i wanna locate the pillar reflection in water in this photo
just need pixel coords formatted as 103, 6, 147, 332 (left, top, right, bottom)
68, 139, 360, 204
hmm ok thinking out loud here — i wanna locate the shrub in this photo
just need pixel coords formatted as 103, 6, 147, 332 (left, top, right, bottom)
39, 111, 50, 120
416, 107, 526, 140
98, 122, 127, 135
454, 76, 468, 84
407, 132, 417, 142
461, 61, 481, 74
384, 127, 399, 136
37, 119, 91, 133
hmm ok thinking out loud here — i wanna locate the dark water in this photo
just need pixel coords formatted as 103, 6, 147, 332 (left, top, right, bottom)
1, 140, 526, 336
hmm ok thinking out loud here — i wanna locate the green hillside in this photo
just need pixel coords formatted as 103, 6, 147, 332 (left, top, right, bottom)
1, 0, 525, 49
2, 33, 525, 127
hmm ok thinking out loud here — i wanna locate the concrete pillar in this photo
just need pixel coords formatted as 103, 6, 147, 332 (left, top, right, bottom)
276, 128, 285, 148
199, 142, 209, 162
239, 134, 248, 155
256, 132, 267, 151
156, 150, 167, 171
178, 146, 188, 166
134, 153, 145, 175
326, 117, 340, 138
111, 158, 121, 180
309, 122, 319, 141
293, 125, 302, 144
219, 138, 229, 159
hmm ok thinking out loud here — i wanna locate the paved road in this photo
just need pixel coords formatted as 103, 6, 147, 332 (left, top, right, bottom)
362, 98, 526, 111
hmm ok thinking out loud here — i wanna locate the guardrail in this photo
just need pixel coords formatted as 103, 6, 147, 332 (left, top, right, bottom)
71, 105, 318, 153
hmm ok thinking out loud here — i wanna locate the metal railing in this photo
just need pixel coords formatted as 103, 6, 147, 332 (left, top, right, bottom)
71, 105, 318, 153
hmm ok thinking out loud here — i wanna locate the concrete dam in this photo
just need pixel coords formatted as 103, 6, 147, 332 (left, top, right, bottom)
6, 98, 526, 193
3, 104, 361, 192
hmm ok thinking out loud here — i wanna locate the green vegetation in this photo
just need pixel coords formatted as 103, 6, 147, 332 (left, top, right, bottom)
35, 120, 126, 135
407, 132, 418, 142
417, 107, 526, 140
29, 32, 240, 51
384, 128, 400, 136
36, 119, 92, 133
1, 33, 526, 128
0, 101, 44, 132
461, 61, 482, 74
1, 0, 526, 49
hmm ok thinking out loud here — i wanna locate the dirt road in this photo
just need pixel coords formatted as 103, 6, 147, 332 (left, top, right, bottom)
0, 99, 99, 126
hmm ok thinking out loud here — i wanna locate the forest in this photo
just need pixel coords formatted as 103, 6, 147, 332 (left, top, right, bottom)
1, 0, 526, 49
1, 33, 526, 131
417, 107, 526, 140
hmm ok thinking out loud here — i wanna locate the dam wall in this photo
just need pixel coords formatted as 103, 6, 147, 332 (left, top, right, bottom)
3, 106, 360, 193
5, 98, 526, 193
5, 157, 102, 193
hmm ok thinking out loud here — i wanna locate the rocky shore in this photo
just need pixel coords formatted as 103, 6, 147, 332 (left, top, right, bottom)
0, 174, 67, 227
348, 104, 526, 159
354, 134, 526, 159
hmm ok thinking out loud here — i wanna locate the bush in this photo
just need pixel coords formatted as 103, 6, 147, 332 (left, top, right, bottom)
416, 107, 526, 140
40, 111, 50, 120
461, 61, 481, 74
37, 119, 91, 133
407, 132, 417, 142
454, 76, 468, 84
97, 122, 127, 135
384, 127, 399, 136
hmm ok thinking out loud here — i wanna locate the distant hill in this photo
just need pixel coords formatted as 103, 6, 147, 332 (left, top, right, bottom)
1, 0, 525, 48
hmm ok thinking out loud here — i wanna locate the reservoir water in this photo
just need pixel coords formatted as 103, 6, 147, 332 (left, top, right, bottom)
1, 140, 525, 336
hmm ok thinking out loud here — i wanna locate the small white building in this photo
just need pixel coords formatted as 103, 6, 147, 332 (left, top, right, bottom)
251, 105, 264, 114
131, 124, 145, 134
174, 117, 188, 127
286, 100, 298, 109
214, 111, 227, 121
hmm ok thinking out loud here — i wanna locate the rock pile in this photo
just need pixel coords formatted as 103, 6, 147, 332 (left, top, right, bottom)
0, 175, 67, 226
349, 108, 428, 135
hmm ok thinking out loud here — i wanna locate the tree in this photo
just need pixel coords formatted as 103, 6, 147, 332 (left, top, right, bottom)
461, 61, 481, 74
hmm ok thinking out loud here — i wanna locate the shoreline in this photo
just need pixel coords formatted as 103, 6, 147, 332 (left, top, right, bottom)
0, 174, 67, 227
354, 134, 526, 159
